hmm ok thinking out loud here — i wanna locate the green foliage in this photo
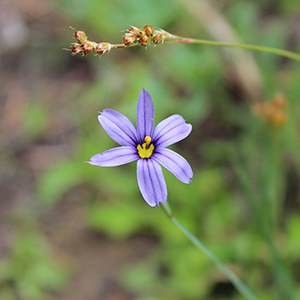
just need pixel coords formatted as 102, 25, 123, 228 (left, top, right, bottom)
37, 160, 84, 205
23, 102, 49, 139
0, 224, 68, 300
58, 0, 181, 35
3, 0, 300, 299
87, 201, 153, 239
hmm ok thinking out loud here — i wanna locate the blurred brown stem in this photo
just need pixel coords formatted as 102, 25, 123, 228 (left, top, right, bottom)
176, 0, 263, 102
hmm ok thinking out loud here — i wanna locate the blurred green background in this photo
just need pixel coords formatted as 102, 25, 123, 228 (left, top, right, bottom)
1, 0, 300, 299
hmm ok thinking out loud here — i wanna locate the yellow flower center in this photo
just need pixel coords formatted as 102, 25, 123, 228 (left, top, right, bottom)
137, 136, 154, 158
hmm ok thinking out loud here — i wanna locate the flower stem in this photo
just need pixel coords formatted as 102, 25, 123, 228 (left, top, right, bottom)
166, 35, 300, 62
161, 202, 258, 300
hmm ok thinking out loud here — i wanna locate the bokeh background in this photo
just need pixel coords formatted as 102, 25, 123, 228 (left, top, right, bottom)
1, 0, 300, 299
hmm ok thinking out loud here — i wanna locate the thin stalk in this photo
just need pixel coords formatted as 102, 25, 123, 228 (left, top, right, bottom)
227, 144, 296, 299
165, 35, 300, 62
161, 202, 258, 300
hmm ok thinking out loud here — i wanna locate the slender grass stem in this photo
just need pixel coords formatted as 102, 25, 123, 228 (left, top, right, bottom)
165, 35, 300, 62
161, 202, 258, 300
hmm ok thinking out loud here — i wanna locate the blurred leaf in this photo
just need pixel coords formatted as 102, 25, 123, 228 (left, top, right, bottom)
87, 202, 148, 239
58, 0, 181, 35
279, 0, 300, 13
37, 160, 84, 205
23, 102, 48, 138
120, 260, 159, 293
0, 227, 68, 300
285, 215, 300, 259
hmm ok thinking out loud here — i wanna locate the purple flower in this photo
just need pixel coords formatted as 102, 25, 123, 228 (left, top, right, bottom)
89, 89, 193, 207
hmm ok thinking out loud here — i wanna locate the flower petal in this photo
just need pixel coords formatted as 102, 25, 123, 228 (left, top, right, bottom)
137, 159, 167, 207
136, 89, 154, 142
153, 114, 192, 148
88, 146, 138, 167
98, 109, 137, 146
152, 148, 193, 184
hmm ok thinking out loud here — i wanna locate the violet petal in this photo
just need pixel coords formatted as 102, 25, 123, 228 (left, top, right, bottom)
153, 114, 192, 148
153, 148, 193, 184
136, 89, 154, 142
98, 109, 137, 146
89, 146, 138, 166
137, 159, 167, 206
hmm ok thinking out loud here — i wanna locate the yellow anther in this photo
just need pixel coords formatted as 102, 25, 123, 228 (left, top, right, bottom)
144, 136, 152, 146
137, 136, 154, 158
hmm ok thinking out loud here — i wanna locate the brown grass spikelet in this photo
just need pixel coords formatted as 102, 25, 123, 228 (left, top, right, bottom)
253, 93, 287, 127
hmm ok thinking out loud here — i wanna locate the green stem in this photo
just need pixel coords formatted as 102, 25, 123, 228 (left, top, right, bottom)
161, 202, 258, 300
228, 145, 295, 299
166, 35, 300, 62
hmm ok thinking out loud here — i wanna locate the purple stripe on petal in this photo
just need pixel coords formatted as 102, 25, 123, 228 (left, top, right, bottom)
98, 109, 137, 146
137, 159, 167, 207
89, 146, 138, 167
153, 114, 192, 148
136, 89, 154, 142
152, 148, 193, 184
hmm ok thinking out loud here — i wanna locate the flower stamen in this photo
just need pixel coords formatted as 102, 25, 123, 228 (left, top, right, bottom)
144, 136, 152, 147
137, 136, 154, 158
